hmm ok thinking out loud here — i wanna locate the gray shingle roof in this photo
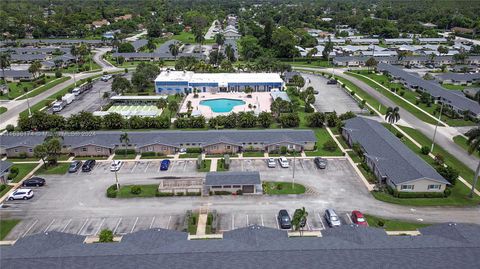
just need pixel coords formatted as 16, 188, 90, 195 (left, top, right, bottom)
436, 72, 480, 83
0, 70, 33, 79
130, 39, 148, 51
1, 223, 480, 269
377, 63, 480, 115
19, 39, 104, 45
205, 171, 261, 186
343, 117, 449, 185
0, 129, 316, 150
0, 160, 13, 172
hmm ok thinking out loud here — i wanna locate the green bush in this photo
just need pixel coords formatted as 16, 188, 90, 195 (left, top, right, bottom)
444, 188, 452, 197
186, 147, 202, 153
213, 191, 232, 195
114, 149, 136, 155
156, 191, 174, 197
322, 139, 337, 152
420, 146, 430, 155
141, 151, 156, 157
98, 229, 114, 242
186, 192, 201, 196
176, 192, 184, 196
377, 220, 385, 227
280, 146, 287, 154
106, 185, 118, 198
55, 70, 62, 78
395, 132, 404, 139
0, 184, 6, 192
397, 191, 446, 198
130, 185, 142, 195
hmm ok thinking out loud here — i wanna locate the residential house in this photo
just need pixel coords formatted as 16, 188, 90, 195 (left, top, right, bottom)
91, 19, 110, 28
0, 70, 34, 82
342, 117, 450, 192
435, 73, 480, 85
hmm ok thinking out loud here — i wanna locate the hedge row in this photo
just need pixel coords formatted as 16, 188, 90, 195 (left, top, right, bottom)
387, 185, 450, 198
114, 149, 136, 155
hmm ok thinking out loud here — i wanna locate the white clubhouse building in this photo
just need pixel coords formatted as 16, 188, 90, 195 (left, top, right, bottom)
154, 71, 285, 94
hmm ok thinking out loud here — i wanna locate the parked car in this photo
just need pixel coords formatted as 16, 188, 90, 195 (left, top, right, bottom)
324, 209, 341, 227
277, 209, 292, 229
293, 209, 307, 228
101, 75, 112, 81
22, 177, 46, 187
8, 189, 34, 200
327, 79, 337, 85
278, 156, 289, 168
314, 157, 328, 169
110, 160, 123, 172
160, 159, 171, 171
351, 210, 368, 227
68, 160, 82, 173
81, 159, 96, 172
267, 158, 276, 168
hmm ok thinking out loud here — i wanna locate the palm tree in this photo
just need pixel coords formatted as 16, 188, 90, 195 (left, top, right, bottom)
0, 52, 11, 84
28, 61, 42, 79
465, 127, 480, 198
169, 42, 180, 61
70, 45, 79, 86
157, 98, 167, 110
167, 100, 179, 119
215, 33, 225, 48
385, 106, 400, 124
119, 132, 130, 156
194, 31, 205, 50
292, 207, 308, 235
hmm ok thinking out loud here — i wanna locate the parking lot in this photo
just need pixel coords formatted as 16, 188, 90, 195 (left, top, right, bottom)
302, 73, 364, 114
55, 73, 132, 117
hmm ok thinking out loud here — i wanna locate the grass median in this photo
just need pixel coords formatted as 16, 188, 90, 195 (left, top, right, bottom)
263, 181, 306, 195
18, 76, 71, 100
0, 220, 21, 240
305, 128, 343, 156
364, 214, 430, 231
453, 135, 479, 158
35, 163, 70, 175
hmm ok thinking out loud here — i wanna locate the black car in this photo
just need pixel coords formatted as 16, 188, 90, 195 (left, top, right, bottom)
68, 160, 82, 173
314, 157, 328, 169
22, 177, 46, 187
326, 79, 338, 85
277, 209, 292, 229
81, 159, 96, 172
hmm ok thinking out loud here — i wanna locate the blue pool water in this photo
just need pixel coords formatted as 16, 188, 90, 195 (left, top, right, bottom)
200, 98, 246, 113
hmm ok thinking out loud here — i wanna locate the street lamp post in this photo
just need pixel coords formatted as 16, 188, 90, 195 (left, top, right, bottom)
431, 101, 444, 152
292, 152, 296, 189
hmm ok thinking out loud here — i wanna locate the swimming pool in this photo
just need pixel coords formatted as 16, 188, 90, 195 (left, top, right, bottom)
199, 98, 246, 113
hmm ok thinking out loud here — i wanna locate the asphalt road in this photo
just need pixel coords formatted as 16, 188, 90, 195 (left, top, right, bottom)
295, 67, 478, 172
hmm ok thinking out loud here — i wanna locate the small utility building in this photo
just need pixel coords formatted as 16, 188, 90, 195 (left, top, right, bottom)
205, 171, 262, 195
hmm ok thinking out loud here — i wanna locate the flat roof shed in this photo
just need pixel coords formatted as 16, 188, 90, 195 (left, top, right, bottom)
205, 171, 262, 194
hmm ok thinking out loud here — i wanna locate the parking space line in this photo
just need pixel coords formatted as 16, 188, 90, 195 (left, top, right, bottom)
77, 219, 89, 235
144, 162, 150, 172
149, 217, 155, 229
130, 217, 139, 233
231, 215, 235, 230
261, 215, 264, 226
130, 162, 138, 173
113, 218, 122, 234
246, 214, 249, 226
166, 216, 172, 229
22, 219, 38, 237
306, 222, 312, 231
345, 213, 353, 224
61, 219, 72, 232
317, 213, 325, 230
44, 219, 56, 233
274, 215, 279, 229
95, 218, 106, 235
183, 161, 187, 171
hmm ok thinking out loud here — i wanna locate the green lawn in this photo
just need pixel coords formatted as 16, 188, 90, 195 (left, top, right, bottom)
357, 164, 376, 183
117, 184, 159, 198
0, 219, 20, 240
442, 83, 480, 91
60, 56, 101, 73
216, 159, 229, 171
346, 71, 440, 125
0, 106, 6, 114
0, 185, 13, 198
6, 157, 40, 162
171, 31, 215, 44
35, 163, 70, 175
263, 181, 306, 195
160, 94, 184, 118
19, 76, 70, 100
0, 76, 57, 100
9, 163, 39, 183
243, 152, 265, 157
198, 159, 211, 172
305, 128, 343, 156
73, 156, 109, 160
179, 153, 200, 158
347, 151, 362, 163
113, 154, 137, 160
364, 214, 430, 231
187, 212, 199, 235
453, 135, 479, 158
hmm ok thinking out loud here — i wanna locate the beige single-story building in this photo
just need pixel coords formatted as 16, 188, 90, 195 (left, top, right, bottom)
205, 171, 262, 195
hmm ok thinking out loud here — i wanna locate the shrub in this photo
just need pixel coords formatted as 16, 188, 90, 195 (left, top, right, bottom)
186, 147, 202, 153
176, 192, 184, 196
397, 192, 446, 198
0, 184, 6, 192
5, 124, 14, 132
114, 149, 136, 155
377, 220, 385, 227
186, 192, 201, 196
55, 70, 62, 78
98, 229, 114, 242
130, 185, 142, 195
399, 91, 405, 96
444, 188, 452, 197
106, 185, 118, 198
18, 152, 28, 159
141, 151, 156, 157
280, 146, 287, 154
434, 154, 444, 165
435, 165, 458, 186
322, 139, 337, 152
213, 191, 232, 195
156, 191, 174, 197
420, 146, 430, 155
395, 132, 404, 139
304, 104, 314, 113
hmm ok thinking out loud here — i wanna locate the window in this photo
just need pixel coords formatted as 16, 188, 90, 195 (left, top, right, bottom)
28, 148, 33, 152
148, 146, 153, 151
96, 147, 102, 152
14, 149, 19, 153
82, 147, 87, 152
211, 186, 221, 189
232, 185, 241, 188
162, 146, 167, 150
400, 185, 414, 190
428, 184, 441, 190
223, 185, 232, 188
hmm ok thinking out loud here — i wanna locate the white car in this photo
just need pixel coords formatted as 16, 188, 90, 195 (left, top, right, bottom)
278, 156, 289, 168
8, 189, 34, 200
101, 75, 112, 82
110, 160, 123, 172
267, 158, 276, 168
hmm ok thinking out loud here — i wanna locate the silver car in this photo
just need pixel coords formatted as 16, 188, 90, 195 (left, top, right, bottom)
324, 209, 341, 227
267, 158, 276, 168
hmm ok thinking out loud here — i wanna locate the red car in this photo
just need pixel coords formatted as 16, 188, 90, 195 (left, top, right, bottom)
351, 210, 368, 227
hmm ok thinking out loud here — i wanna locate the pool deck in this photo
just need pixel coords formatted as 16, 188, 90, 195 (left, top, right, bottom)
180, 92, 273, 118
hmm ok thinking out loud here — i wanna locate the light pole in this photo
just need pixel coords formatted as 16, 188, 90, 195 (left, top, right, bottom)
26, 94, 32, 117
431, 101, 444, 152
114, 170, 120, 191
